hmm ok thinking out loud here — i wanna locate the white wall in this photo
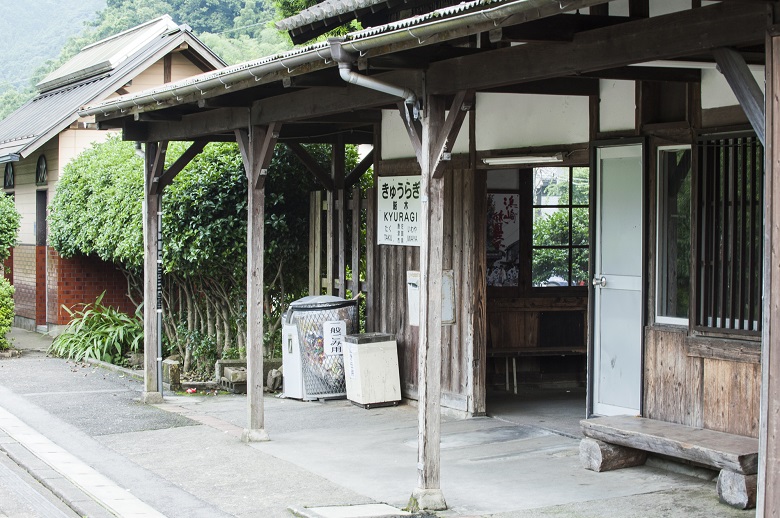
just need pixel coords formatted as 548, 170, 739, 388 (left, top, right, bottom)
701, 67, 765, 110
475, 93, 589, 151
381, 109, 470, 160
599, 80, 635, 132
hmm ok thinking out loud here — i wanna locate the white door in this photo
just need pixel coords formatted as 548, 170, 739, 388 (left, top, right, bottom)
592, 145, 643, 416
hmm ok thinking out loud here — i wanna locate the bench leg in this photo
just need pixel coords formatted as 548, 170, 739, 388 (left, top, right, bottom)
717, 470, 756, 510
579, 437, 647, 472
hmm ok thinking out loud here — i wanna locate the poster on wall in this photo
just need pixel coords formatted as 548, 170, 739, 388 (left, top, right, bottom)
486, 193, 520, 287
377, 175, 421, 246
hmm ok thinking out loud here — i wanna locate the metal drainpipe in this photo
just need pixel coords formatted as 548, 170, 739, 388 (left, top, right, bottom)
328, 38, 420, 118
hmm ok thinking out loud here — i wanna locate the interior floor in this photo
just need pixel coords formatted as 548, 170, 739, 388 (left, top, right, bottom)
486, 387, 587, 439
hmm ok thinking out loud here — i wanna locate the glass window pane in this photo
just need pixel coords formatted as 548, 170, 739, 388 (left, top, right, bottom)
572, 248, 589, 286
533, 167, 569, 206
532, 248, 568, 287
658, 148, 691, 320
533, 209, 569, 246
572, 207, 589, 246
572, 167, 589, 204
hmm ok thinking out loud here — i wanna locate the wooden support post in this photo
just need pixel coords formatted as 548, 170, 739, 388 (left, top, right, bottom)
236, 124, 279, 443
759, 26, 780, 517
410, 95, 447, 512
334, 136, 346, 298
142, 142, 165, 404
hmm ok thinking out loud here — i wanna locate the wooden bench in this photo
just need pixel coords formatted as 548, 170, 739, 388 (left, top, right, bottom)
580, 416, 759, 509
488, 347, 586, 393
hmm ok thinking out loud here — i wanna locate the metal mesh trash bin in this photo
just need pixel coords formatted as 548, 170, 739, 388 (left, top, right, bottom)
288, 295, 358, 400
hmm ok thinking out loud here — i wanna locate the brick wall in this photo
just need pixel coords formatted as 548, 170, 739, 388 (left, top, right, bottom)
48, 250, 137, 325
12, 245, 36, 320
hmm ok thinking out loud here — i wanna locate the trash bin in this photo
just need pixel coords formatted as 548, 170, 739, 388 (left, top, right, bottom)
282, 295, 358, 400
343, 332, 401, 408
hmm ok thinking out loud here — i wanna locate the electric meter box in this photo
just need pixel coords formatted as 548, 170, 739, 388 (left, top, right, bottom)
343, 333, 401, 408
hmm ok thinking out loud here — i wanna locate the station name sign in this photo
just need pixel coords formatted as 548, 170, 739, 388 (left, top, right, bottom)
377, 175, 421, 247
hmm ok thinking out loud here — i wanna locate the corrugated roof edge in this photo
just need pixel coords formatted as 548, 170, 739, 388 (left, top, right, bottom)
81, 0, 611, 118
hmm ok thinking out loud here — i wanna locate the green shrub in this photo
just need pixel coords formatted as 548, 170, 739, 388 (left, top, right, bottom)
0, 192, 20, 263
0, 278, 14, 350
49, 292, 142, 363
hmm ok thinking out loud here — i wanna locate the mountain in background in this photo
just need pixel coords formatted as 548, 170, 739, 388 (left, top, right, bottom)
0, 0, 294, 120
0, 0, 106, 90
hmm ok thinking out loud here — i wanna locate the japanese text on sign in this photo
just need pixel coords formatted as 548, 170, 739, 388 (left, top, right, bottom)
377, 175, 421, 246
322, 320, 346, 356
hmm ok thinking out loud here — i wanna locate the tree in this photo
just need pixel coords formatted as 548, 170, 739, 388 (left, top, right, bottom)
0, 193, 19, 350
0, 193, 20, 263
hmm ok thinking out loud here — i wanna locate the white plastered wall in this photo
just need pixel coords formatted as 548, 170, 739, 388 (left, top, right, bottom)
475, 93, 589, 151
14, 138, 59, 245
381, 109, 470, 160
599, 79, 635, 132
701, 67, 766, 110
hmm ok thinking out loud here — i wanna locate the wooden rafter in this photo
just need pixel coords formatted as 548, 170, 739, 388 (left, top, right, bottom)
427, 2, 766, 94
345, 149, 374, 188
152, 141, 207, 195
713, 47, 765, 146
432, 90, 474, 179
287, 142, 336, 191
236, 123, 280, 189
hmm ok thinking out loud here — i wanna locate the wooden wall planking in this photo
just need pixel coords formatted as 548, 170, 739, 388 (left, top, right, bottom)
703, 358, 761, 438
644, 327, 703, 428
368, 163, 478, 408
644, 326, 761, 438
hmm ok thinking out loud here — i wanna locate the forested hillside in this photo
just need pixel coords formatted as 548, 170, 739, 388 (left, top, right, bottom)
0, 0, 106, 91
0, 0, 298, 120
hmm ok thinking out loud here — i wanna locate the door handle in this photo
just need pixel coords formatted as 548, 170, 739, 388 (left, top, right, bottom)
592, 276, 606, 288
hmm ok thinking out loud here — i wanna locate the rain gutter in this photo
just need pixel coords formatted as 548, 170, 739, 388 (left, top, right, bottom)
80, 0, 613, 118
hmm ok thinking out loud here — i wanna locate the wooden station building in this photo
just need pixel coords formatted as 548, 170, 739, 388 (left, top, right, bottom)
81, 0, 780, 512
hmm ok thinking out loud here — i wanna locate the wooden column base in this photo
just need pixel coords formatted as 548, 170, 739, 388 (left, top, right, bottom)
141, 391, 163, 404
717, 470, 757, 509
579, 437, 647, 472
409, 488, 447, 511
241, 428, 270, 443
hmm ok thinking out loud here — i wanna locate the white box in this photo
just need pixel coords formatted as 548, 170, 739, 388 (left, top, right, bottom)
343, 333, 401, 408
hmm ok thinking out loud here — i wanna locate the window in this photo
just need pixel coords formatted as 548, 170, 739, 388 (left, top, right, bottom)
656, 147, 692, 325
695, 134, 762, 334
35, 155, 47, 186
531, 167, 589, 287
3, 163, 13, 189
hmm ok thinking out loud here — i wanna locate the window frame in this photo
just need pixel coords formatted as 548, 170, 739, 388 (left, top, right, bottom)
35, 155, 47, 186
531, 165, 590, 290
3, 162, 13, 190
692, 132, 763, 338
655, 145, 692, 327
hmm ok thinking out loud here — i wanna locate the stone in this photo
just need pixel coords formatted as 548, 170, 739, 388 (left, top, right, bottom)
162, 359, 181, 391
579, 437, 647, 472
223, 366, 247, 383
717, 470, 757, 509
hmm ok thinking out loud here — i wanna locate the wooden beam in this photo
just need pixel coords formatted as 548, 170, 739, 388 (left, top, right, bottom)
236, 124, 280, 190
582, 66, 702, 83
489, 14, 637, 43
141, 142, 163, 404
334, 137, 346, 298
252, 70, 421, 124
344, 149, 374, 188
153, 141, 207, 194
128, 107, 250, 142
713, 47, 766, 146
432, 90, 474, 178
410, 94, 447, 512
758, 25, 780, 518
398, 101, 423, 165
427, 2, 767, 94
287, 142, 336, 191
